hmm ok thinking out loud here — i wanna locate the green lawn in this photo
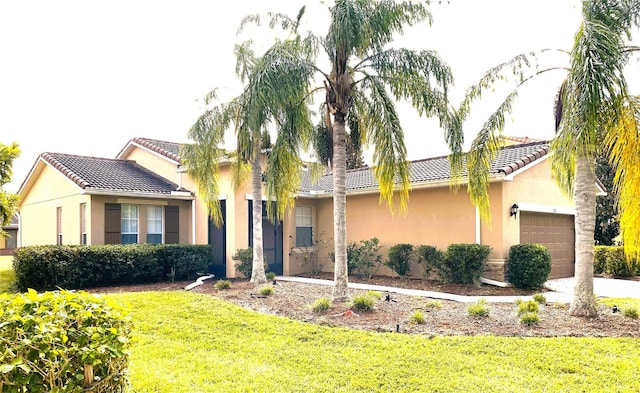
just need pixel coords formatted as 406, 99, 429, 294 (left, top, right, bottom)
111, 291, 640, 393
0, 255, 15, 293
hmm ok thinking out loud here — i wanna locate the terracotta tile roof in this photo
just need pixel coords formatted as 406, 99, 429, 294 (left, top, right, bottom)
300, 140, 550, 194
41, 152, 187, 195
131, 137, 183, 163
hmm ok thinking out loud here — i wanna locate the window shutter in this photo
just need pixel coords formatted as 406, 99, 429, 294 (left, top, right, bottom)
165, 206, 179, 244
104, 204, 121, 244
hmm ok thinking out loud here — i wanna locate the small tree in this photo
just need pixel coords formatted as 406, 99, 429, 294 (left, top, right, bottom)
0, 142, 20, 238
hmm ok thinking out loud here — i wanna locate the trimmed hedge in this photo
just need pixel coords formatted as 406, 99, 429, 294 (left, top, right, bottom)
13, 244, 212, 291
440, 244, 491, 285
506, 244, 552, 289
385, 243, 414, 277
0, 289, 132, 392
594, 246, 638, 278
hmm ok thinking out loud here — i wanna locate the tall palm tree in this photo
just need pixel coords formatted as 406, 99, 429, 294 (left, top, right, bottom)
241, 0, 456, 301
181, 47, 281, 285
456, 0, 640, 317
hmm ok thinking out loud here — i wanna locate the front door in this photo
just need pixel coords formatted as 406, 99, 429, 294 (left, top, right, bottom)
208, 200, 227, 278
248, 200, 283, 275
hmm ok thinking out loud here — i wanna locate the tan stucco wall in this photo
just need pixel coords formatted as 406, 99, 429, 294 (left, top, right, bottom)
502, 157, 575, 252
305, 185, 480, 278
18, 164, 91, 246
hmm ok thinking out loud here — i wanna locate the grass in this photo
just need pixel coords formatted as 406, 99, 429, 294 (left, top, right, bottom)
107, 291, 640, 393
0, 256, 15, 293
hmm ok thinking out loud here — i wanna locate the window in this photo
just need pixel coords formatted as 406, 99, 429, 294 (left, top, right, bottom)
5, 229, 17, 249
295, 206, 313, 247
121, 204, 138, 244
56, 207, 62, 245
146, 205, 163, 244
80, 203, 87, 244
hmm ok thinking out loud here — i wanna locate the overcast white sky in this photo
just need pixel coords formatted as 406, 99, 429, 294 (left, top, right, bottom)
2, 1, 638, 192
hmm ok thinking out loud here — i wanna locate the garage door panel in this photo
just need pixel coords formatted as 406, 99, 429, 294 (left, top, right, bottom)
520, 212, 575, 279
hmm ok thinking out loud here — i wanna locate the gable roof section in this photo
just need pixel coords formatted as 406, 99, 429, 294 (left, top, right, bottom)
21, 152, 193, 199
300, 141, 550, 195
117, 137, 184, 163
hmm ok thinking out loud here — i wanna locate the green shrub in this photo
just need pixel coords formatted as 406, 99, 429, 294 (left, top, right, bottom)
409, 310, 426, 324
623, 307, 639, 319
593, 246, 608, 275
506, 244, 552, 289
0, 289, 132, 392
385, 244, 414, 277
517, 299, 539, 316
425, 299, 442, 310
232, 248, 268, 278
266, 272, 276, 281
13, 244, 212, 291
215, 280, 231, 290
415, 245, 444, 278
310, 297, 332, 313
440, 244, 491, 285
258, 286, 274, 296
593, 246, 639, 277
533, 293, 547, 304
351, 293, 376, 312
520, 311, 541, 326
365, 290, 382, 300
467, 298, 489, 317
606, 246, 635, 278
330, 238, 383, 278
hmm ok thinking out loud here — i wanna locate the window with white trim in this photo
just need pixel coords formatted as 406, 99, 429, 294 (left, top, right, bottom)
146, 205, 163, 244
121, 204, 138, 244
295, 206, 313, 247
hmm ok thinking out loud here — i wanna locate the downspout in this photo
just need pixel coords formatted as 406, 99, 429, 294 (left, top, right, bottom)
191, 199, 196, 245
475, 207, 481, 245
17, 211, 21, 248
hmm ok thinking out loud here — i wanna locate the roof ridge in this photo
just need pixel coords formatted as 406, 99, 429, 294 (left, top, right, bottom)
132, 137, 183, 162
41, 152, 91, 188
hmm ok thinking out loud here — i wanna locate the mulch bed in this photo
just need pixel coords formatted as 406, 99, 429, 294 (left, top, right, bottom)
91, 275, 640, 337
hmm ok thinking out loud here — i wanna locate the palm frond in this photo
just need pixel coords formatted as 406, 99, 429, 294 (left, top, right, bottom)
467, 90, 518, 222
606, 96, 640, 259
354, 77, 410, 212
181, 103, 235, 226
327, 0, 429, 59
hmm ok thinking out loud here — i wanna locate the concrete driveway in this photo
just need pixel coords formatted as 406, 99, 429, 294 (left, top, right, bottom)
544, 277, 640, 298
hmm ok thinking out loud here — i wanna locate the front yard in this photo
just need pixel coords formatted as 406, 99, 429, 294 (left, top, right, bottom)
114, 291, 640, 392
2, 260, 640, 392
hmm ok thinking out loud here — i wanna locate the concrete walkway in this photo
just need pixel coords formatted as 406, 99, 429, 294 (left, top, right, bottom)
276, 276, 640, 304
544, 277, 640, 299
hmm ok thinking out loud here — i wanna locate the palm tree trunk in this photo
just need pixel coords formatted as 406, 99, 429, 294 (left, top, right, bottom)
250, 138, 267, 284
332, 113, 349, 301
569, 152, 598, 317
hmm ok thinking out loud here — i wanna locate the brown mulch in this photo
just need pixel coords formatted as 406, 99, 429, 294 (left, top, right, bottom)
91, 275, 640, 338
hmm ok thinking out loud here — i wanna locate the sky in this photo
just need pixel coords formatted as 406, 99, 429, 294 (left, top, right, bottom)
1, 0, 638, 193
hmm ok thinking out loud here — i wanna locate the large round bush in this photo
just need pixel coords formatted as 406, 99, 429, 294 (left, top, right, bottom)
506, 244, 552, 289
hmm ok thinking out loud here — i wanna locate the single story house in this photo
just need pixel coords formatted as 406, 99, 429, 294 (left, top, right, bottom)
0, 214, 19, 255
16, 137, 595, 281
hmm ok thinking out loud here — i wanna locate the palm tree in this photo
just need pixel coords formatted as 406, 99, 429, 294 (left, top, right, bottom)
456, 0, 640, 317
241, 0, 456, 301
181, 46, 282, 285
